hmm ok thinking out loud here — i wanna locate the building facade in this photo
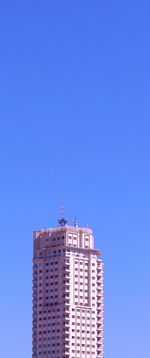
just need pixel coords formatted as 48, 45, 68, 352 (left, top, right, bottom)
32, 218, 104, 358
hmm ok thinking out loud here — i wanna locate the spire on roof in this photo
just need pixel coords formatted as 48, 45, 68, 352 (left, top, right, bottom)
58, 203, 67, 226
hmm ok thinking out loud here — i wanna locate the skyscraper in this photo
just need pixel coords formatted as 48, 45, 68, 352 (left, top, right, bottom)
32, 214, 104, 358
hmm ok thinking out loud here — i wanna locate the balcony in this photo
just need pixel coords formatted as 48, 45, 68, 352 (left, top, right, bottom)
32, 279, 37, 284
97, 302, 103, 308
97, 325, 102, 330
33, 286, 37, 289
97, 302, 102, 307
65, 287, 70, 293
97, 291, 103, 296
32, 298, 37, 302
97, 280, 102, 285
97, 331, 103, 335
64, 315, 70, 321
64, 273, 70, 278
64, 319, 70, 327
97, 320, 103, 327
64, 335, 70, 341
65, 280, 70, 285
64, 300, 70, 306
97, 300, 103, 311
65, 329, 70, 333
33, 294, 37, 298
97, 288, 103, 294
97, 335, 102, 340
32, 318, 37, 323
32, 333, 37, 337
32, 339, 37, 343
97, 308, 102, 312
32, 313, 37, 317
64, 264, 70, 271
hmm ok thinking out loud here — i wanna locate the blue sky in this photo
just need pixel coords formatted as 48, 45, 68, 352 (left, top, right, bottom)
0, 1, 150, 357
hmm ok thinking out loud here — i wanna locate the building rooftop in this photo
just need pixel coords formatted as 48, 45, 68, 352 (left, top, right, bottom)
34, 225, 93, 235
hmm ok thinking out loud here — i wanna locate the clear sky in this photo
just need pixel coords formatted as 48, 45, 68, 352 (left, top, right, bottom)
0, 1, 150, 357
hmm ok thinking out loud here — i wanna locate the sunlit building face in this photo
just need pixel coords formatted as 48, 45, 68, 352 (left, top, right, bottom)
32, 218, 104, 358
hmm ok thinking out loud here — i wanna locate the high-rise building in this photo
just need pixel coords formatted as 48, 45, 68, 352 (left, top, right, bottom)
32, 214, 104, 358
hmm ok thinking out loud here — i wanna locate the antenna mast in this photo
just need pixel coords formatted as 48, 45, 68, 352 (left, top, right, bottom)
73, 216, 78, 227
58, 203, 67, 226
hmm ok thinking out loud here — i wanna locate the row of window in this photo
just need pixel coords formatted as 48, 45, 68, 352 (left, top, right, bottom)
37, 321, 96, 327
38, 315, 61, 320
34, 302, 98, 309
37, 351, 97, 356
36, 353, 98, 357
34, 251, 98, 262
34, 302, 60, 307
35, 288, 93, 294
34, 308, 69, 315
34, 269, 96, 275
37, 344, 96, 348
35, 315, 97, 322
34, 335, 101, 343
34, 355, 99, 358
37, 281, 59, 285
51, 236, 64, 241
36, 307, 94, 314
37, 330, 96, 337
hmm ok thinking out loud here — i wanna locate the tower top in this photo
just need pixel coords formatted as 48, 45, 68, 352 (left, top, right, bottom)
58, 203, 67, 226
